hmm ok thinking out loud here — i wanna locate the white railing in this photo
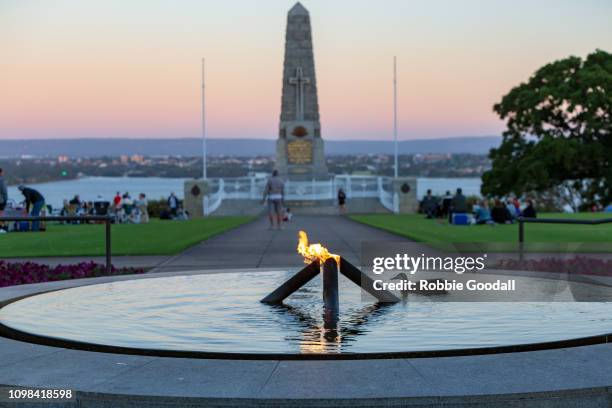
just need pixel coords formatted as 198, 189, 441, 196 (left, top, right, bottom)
376, 177, 399, 214
202, 175, 398, 214
203, 178, 225, 215
334, 175, 380, 198
284, 179, 336, 200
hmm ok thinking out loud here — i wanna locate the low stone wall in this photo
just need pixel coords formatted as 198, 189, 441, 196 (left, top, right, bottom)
211, 197, 391, 216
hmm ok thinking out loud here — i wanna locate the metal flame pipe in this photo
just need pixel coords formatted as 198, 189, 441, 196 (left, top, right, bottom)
322, 258, 339, 311
260, 261, 320, 304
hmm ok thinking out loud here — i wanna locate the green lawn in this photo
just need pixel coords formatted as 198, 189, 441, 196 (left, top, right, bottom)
0, 217, 254, 258
350, 213, 611, 251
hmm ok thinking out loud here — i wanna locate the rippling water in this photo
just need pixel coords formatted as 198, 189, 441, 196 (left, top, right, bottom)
1, 271, 611, 354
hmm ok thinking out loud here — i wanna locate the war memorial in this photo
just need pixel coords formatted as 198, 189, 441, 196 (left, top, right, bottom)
0, 2, 611, 408
184, 2, 417, 217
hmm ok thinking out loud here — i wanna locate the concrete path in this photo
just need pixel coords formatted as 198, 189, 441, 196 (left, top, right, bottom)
151, 215, 410, 272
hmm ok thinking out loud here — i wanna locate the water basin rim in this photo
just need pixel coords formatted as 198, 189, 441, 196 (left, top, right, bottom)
0, 279, 611, 360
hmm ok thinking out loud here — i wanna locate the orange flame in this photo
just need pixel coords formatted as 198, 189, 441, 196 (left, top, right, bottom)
297, 230, 340, 265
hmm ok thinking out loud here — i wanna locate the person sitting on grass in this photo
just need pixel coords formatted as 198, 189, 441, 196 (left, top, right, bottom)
440, 190, 452, 219
491, 198, 512, 224
122, 193, 135, 223
449, 188, 467, 223
421, 189, 438, 219
521, 199, 537, 218
513, 197, 521, 214
283, 207, 293, 222
113, 191, 122, 211
474, 200, 493, 225
175, 206, 189, 221
506, 198, 518, 220
69, 194, 81, 208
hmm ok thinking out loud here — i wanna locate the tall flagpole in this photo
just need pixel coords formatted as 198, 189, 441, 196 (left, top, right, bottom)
201, 57, 207, 180
393, 56, 398, 179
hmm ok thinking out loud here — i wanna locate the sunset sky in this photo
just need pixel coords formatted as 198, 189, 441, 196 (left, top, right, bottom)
1, 0, 610, 141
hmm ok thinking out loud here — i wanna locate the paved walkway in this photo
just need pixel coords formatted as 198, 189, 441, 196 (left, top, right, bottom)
151, 215, 411, 272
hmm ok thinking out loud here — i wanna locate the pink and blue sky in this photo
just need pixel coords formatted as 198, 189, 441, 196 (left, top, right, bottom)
1, 0, 610, 141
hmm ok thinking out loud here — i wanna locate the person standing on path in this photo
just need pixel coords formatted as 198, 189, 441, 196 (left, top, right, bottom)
18, 185, 45, 231
337, 188, 347, 215
262, 170, 285, 230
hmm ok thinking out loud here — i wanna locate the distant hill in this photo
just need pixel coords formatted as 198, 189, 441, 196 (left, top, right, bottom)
0, 136, 500, 158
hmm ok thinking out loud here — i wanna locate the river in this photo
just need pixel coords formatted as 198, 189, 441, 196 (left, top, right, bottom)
7, 176, 482, 209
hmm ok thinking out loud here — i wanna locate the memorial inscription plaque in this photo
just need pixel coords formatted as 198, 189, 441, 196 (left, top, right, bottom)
287, 140, 313, 164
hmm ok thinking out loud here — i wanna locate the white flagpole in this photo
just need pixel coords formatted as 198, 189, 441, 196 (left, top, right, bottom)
201, 57, 207, 180
393, 56, 398, 179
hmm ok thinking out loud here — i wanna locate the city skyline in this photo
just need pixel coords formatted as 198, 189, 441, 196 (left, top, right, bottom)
1, 0, 611, 141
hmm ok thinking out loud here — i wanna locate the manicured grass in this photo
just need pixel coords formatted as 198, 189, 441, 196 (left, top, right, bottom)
350, 213, 611, 250
0, 217, 254, 258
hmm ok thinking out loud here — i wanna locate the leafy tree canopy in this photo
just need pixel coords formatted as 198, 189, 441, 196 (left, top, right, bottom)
482, 49, 611, 207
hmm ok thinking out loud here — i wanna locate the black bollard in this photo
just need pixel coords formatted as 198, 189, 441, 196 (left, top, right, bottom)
322, 258, 340, 311
340, 258, 400, 303
261, 261, 320, 304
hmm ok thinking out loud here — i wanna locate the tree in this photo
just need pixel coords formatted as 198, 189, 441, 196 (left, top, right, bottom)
482, 50, 612, 207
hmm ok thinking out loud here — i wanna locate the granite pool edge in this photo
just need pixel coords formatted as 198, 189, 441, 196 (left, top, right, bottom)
0, 271, 610, 407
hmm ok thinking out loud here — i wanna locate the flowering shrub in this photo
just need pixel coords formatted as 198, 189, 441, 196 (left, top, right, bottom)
0, 261, 145, 288
496, 256, 612, 276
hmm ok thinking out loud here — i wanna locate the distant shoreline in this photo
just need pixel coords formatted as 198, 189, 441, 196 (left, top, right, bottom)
6, 174, 484, 188
0, 136, 500, 158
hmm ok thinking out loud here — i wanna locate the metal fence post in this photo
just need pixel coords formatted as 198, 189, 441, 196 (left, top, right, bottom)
393, 192, 399, 214
105, 217, 112, 274
518, 218, 524, 262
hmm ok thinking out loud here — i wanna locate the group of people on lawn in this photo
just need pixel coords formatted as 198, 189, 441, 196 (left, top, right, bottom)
0, 167, 188, 232
57, 191, 151, 224
59, 192, 187, 224
420, 188, 537, 225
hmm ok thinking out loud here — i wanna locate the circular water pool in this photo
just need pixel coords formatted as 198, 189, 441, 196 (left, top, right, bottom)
0, 271, 611, 357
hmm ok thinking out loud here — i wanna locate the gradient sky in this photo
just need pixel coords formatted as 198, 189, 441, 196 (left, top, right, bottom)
1, 0, 611, 141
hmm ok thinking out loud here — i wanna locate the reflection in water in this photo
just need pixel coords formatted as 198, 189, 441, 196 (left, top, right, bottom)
268, 302, 394, 353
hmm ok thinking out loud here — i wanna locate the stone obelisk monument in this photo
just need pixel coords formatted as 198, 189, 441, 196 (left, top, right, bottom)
276, 2, 328, 179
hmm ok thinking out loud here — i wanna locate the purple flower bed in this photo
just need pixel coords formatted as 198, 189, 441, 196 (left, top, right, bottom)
496, 256, 612, 276
0, 261, 145, 288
